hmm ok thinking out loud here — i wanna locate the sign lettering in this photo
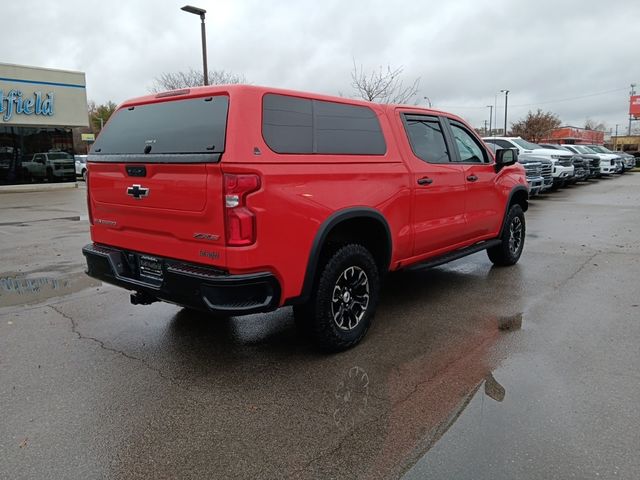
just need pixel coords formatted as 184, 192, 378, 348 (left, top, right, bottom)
0, 89, 54, 122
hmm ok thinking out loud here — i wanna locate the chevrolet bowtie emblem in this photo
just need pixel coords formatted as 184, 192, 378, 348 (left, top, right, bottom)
127, 184, 149, 199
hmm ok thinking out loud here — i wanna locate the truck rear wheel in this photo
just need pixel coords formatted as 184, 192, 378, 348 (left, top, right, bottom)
487, 204, 525, 266
294, 244, 380, 351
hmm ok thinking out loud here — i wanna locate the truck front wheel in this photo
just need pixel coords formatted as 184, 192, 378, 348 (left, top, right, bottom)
294, 244, 380, 351
487, 204, 525, 266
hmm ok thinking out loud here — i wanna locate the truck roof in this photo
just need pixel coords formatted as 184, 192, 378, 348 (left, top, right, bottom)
118, 84, 462, 122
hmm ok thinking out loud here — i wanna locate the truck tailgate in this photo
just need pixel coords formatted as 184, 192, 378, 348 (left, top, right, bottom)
89, 162, 227, 268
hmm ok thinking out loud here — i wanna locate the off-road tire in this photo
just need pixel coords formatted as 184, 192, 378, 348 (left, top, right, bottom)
294, 244, 380, 351
487, 204, 525, 266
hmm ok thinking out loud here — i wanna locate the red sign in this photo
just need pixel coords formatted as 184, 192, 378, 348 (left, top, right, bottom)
630, 95, 640, 117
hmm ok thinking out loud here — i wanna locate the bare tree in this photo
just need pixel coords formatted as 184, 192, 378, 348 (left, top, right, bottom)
510, 109, 562, 142
149, 68, 246, 93
350, 60, 420, 104
584, 118, 607, 131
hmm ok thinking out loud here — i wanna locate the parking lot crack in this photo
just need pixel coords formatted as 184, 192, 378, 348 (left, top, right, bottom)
48, 305, 196, 396
49, 304, 142, 363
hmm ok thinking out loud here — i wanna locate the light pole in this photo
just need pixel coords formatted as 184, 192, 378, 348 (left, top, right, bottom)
614, 124, 619, 150
486, 105, 493, 136
500, 89, 509, 135
181, 5, 209, 86
423, 96, 432, 108
494, 93, 499, 135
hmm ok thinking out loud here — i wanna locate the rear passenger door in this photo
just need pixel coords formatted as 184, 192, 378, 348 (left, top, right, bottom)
444, 118, 502, 239
399, 113, 468, 256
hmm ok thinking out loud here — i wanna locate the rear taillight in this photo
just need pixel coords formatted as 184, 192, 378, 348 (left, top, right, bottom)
224, 173, 260, 246
86, 166, 93, 225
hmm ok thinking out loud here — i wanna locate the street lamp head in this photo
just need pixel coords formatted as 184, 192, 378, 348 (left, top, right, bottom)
181, 5, 206, 18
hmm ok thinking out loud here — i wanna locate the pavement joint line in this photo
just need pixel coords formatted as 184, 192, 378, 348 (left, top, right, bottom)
0, 183, 78, 194
287, 414, 384, 478
0, 216, 81, 227
560, 252, 599, 287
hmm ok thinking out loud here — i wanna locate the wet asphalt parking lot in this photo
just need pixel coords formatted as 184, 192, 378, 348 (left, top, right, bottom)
1, 175, 639, 480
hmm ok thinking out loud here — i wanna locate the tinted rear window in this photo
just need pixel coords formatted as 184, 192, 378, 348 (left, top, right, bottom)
262, 94, 386, 155
91, 95, 229, 156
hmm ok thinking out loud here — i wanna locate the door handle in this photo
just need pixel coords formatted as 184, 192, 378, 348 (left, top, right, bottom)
466, 175, 478, 182
417, 177, 433, 185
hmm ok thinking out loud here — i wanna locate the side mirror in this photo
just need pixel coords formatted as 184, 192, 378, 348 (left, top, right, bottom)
495, 148, 518, 172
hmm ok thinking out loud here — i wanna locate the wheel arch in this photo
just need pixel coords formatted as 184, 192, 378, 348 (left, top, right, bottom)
289, 207, 392, 305
499, 186, 528, 237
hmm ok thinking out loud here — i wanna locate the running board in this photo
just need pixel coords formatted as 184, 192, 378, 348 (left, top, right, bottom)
409, 239, 502, 270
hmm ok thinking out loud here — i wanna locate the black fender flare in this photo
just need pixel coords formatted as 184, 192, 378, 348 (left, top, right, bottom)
499, 186, 528, 238
288, 207, 392, 305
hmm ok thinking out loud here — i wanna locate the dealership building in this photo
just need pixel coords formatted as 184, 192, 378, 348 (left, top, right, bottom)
0, 63, 89, 185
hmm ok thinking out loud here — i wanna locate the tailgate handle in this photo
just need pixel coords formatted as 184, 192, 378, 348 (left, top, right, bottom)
126, 165, 147, 177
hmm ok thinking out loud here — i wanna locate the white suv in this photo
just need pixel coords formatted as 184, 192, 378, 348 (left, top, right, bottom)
483, 136, 574, 186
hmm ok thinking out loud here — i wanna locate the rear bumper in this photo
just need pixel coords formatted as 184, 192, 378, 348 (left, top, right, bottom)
82, 243, 281, 315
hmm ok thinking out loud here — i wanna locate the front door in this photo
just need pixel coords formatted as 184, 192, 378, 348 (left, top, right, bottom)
445, 119, 502, 239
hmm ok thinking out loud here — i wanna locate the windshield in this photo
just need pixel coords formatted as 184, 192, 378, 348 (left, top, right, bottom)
574, 146, 592, 154
512, 138, 542, 150
588, 145, 606, 153
91, 95, 229, 156
48, 153, 73, 160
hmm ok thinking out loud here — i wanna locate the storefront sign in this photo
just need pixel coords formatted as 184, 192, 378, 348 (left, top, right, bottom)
0, 89, 54, 121
81, 133, 95, 141
0, 63, 88, 127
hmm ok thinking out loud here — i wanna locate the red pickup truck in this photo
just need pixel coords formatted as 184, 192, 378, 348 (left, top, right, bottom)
83, 85, 527, 350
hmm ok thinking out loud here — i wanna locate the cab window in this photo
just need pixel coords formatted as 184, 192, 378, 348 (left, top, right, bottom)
449, 123, 488, 163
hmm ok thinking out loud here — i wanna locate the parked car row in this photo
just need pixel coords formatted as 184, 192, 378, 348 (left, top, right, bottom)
483, 137, 634, 195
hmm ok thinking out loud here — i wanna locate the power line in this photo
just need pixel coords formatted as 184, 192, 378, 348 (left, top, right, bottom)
436, 86, 629, 110
510, 87, 628, 107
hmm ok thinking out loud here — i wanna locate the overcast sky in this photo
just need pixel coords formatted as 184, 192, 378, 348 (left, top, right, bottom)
3, 0, 639, 132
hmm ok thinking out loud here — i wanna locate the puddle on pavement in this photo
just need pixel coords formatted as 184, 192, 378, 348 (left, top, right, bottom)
0, 271, 100, 307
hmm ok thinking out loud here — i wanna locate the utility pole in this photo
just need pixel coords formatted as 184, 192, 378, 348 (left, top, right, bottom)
629, 84, 636, 136
501, 89, 510, 135
486, 105, 493, 136
484, 120, 488, 136
614, 124, 619, 150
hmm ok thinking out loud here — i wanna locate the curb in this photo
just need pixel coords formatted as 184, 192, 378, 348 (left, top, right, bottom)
0, 182, 79, 194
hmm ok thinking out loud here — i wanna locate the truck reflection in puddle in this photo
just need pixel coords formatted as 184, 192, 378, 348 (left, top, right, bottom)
331, 313, 522, 479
